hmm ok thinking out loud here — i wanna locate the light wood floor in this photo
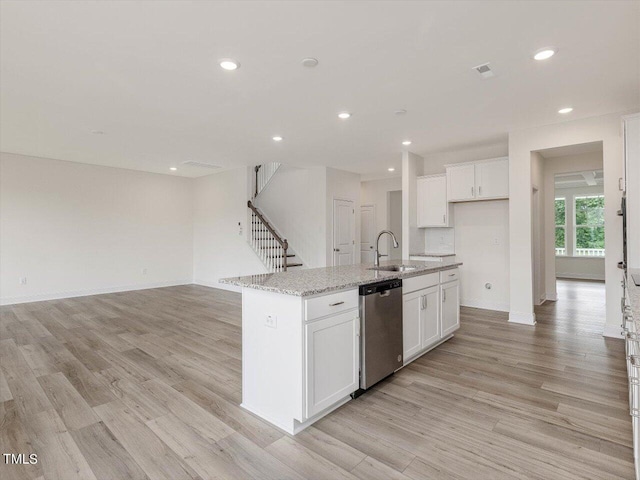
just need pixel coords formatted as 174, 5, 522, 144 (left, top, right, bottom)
1, 281, 632, 480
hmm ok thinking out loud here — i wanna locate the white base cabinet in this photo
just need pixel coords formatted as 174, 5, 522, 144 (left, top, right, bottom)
402, 269, 460, 364
304, 310, 359, 418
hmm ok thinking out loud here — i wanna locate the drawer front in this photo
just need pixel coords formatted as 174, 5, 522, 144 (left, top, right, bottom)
440, 268, 459, 283
305, 289, 358, 321
403, 273, 439, 294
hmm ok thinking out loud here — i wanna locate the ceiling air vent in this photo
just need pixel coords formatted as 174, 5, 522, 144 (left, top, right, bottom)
473, 62, 495, 79
182, 161, 221, 169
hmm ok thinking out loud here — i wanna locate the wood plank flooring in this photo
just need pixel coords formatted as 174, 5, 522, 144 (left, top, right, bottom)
0, 280, 632, 479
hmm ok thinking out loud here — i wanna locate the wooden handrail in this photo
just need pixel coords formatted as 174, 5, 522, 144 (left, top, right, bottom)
247, 200, 289, 251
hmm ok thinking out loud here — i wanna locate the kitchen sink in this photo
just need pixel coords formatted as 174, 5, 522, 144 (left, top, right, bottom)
368, 265, 418, 272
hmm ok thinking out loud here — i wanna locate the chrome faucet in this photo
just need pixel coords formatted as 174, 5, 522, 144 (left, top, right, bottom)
374, 230, 399, 267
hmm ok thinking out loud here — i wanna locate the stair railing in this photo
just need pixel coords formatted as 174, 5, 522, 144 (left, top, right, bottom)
254, 162, 281, 198
248, 200, 288, 272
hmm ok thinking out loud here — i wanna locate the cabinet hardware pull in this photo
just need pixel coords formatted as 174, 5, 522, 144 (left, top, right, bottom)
329, 301, 344, 307
471, 186, 474, 196
443, 214, 446, 223
479, 185, 482, 196
443, 290, 447, 302
449, 273, 455, 277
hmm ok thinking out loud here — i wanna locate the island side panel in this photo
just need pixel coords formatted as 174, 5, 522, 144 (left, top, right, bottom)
241, 287, 304, 433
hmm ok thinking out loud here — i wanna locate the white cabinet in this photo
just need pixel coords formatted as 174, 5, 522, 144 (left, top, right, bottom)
624, 114, 640, 269
304, 310, 359, 418
417, 174, 453, 227
402, 275, 458, 365
441, 280, 460, 337
446, 157, 509, 202
421, 286, 441, 347
402, 289, 425, 360
476, 159, 509, 199
447, 164, 476, 202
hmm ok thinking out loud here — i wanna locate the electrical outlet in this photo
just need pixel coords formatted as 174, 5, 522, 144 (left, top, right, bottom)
238, 222, 243, 236
493, 238, 500, 246
19, 277, 27, 285
142, 268, 148, 275
265, 314, 277, 328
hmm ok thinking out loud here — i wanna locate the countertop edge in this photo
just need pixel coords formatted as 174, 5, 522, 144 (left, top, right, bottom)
220, 262, 462, 297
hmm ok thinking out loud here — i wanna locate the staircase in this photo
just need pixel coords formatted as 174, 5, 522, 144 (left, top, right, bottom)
248, 163, 303, 272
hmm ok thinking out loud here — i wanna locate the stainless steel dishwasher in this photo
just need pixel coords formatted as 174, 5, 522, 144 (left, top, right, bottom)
357, 279, 403, 392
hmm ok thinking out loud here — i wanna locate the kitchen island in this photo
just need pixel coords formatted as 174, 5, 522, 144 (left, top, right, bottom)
220, 258, 462, 434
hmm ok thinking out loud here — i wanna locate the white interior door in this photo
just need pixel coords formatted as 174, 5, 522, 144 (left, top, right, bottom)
333, 199, 355, 266
360, 205, 375, 264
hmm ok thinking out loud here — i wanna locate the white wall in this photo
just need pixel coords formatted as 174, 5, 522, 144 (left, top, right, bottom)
193, 167, 267, 292
0, 152, 194, 304
454, 200, 510, 312
423, 142, 508, 175
402, 151, 425, 258
508, 112, 625, 336
255, 165, 328, 268
361, 176, 402, 258
544, 152, 604, 295
531, 151, 546, 305
326, 167, 362, 266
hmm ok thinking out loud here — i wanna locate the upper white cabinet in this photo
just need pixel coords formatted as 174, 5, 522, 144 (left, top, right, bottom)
446, 164, 476, 202
446, 157, 509, 202
417, 174, 453, 227
476, 159, 509, 199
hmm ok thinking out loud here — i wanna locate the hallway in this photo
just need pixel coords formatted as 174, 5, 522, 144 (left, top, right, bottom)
536, 279, 607, 337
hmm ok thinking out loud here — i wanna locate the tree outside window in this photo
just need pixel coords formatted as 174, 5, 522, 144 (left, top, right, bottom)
555, 198, 566, 256
574, 195, 605, 256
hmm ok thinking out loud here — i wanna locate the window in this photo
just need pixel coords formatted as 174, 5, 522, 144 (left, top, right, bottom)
574, 195, 605, 256
555, 198, 566, 256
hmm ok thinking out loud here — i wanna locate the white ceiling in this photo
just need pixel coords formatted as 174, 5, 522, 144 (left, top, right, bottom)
1, 1, 638, 178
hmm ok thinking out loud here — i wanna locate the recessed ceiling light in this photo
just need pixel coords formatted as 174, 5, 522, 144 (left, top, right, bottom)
169, 167, 177, 171
338, 112, 351, 119
301, 57, 318, 67
402, 140, 412, 146
558, 107, 573, 114
272, 136, 283, 142
90, 130, 105, 135
219, 59, 239, 70
388, 167, 396, 172
533, 48, 557, 61
394, 109, 407, 115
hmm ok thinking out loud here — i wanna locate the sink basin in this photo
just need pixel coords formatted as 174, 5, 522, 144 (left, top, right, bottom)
368, 265, 418, 272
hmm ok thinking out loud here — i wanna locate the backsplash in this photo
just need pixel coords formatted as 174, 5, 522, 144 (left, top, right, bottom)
424, 228, 455, 254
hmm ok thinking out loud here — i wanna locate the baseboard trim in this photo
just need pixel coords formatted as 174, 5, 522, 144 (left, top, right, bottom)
0, 279, 193, 306
460, 299, 509, 312
193, 279, 241, 293
545, 292, 558, 302
556, 273, 605, 281
509, 311, 537, 325
603, 323, 624, 339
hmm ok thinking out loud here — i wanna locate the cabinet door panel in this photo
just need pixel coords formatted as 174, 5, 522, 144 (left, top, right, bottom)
441, 281, 460, 337
418, 176, 448, 227
421, 286, 440, 348
402, 290, 423, 362
305, 311, 359, 418
476, 159, 509, 199
447, 164, 476, 202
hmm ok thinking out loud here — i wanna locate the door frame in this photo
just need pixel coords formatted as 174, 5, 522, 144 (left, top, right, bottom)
333, 198, 356, 266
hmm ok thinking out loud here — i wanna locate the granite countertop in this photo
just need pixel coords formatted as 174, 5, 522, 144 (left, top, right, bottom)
410, 252, 456, 257
628, 268, 640, 321
220, 259, 462, 296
